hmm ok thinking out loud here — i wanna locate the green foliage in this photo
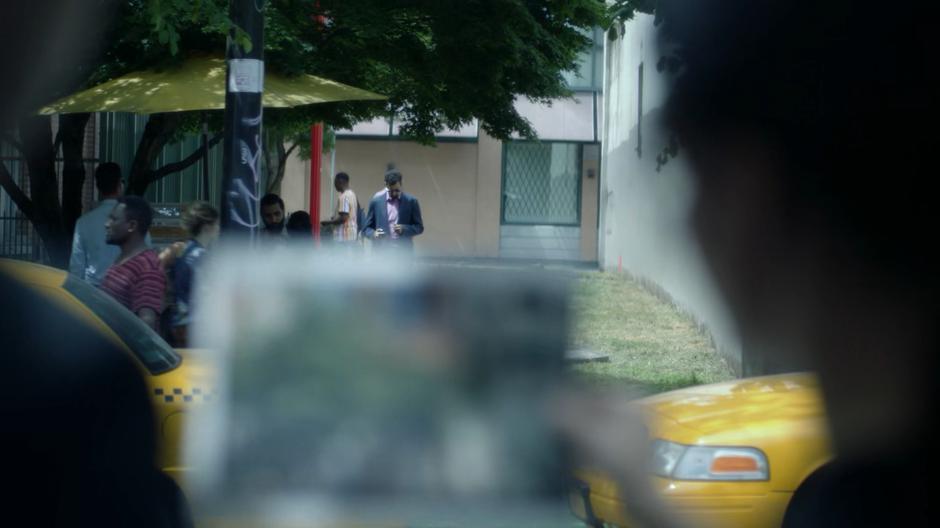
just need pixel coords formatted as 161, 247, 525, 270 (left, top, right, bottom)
606, 0, 657, 39
608, 0, 657, 24
89, 0, 606, 144
655, 134, 679, 172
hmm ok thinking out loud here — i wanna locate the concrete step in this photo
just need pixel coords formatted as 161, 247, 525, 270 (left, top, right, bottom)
565, 348, 610, 364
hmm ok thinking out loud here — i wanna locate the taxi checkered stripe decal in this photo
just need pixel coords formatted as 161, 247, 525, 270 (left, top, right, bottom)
153, 387, 216, 403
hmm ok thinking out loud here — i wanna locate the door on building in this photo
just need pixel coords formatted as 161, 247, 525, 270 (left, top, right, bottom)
500, 141, 598, 262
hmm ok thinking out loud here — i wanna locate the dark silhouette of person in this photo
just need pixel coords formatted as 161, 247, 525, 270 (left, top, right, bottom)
655, 2, 934, 524
560, 1, 935, 526
1, 271, 187, 527
2, 2, 185, 522
286, 210, 314, 242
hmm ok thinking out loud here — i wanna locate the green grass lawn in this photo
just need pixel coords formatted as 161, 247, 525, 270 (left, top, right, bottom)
570, 271, 735, 395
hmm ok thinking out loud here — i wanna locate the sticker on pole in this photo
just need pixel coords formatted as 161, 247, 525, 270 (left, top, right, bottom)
228, 59, 264, 93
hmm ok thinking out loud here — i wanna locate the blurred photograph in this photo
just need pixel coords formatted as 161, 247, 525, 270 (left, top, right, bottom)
186, 251, 572, 525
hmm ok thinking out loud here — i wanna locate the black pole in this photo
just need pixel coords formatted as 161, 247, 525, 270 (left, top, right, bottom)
221, 0, 264, 238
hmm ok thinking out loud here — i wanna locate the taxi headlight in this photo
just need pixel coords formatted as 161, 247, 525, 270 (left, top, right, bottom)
651, 439, 686, 478
652, 440, 769, 481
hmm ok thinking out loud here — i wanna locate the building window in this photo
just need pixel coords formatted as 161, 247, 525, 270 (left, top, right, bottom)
501, 142, 581, 226
562, 27, 605, 92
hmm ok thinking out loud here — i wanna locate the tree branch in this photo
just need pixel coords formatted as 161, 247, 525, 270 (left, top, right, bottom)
129, 112, 184, 195
0, 161, 38, 224
150, 134, 223, 182
266, 140, 297, 194
283, 142, 300, 161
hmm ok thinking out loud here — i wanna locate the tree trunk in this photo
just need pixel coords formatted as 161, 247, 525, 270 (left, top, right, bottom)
19, 115, 69, 268
264, 133, 297, 195
264, 132, 283, 194
128, 112, 184, 196
59, 113, 91, 244
6, 113, 208, 267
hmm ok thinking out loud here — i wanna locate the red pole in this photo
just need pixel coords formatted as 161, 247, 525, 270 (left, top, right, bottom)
310, 123, 323, 245
309, 2, 327, 247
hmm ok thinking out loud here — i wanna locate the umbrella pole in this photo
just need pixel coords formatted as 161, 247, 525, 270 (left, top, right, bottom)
310, 123, 323, 246
201, 114, 210, 201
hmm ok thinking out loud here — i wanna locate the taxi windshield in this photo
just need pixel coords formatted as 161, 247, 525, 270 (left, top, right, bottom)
63, 274, 181, 375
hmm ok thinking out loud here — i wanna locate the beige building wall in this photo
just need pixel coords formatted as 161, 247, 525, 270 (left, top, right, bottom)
329, 139, 480, 257
279, 151, 309, 214
278, 133, 597, 261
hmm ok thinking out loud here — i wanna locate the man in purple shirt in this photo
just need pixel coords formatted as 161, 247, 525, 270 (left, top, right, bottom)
362, 165, 424, 252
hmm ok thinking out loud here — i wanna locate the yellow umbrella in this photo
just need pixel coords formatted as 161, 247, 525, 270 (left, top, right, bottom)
38, 55, 384, 114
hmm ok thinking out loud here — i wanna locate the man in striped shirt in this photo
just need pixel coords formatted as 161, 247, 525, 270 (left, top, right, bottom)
101, 196, 166, 331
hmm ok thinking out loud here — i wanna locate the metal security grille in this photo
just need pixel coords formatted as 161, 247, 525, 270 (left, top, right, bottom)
502, 142, 581, 225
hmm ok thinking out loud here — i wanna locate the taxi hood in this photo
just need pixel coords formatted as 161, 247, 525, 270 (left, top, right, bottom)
638, 373, 824, 439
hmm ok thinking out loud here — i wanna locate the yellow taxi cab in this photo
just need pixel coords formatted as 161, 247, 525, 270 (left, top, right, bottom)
0, 258, 214, 490
570, 373, 832, 528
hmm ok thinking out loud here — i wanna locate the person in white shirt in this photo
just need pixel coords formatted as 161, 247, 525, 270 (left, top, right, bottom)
69, 162, 151, 286
321, 172, 360, 244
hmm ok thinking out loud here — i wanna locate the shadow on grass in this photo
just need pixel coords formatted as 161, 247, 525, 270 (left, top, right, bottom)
570, 369, 705, 398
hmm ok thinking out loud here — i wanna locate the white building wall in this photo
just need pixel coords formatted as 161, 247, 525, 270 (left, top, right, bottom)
600, 14, 742, 373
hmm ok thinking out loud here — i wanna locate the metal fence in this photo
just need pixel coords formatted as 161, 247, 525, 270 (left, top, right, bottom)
2, 136, 95, 264
2, 112, 218, 264
0, 215, 46, 262
99, 112, 223, 206
1, 139, 47, 263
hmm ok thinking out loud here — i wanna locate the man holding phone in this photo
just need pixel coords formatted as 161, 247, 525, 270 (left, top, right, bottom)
362, 164, 424, 252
